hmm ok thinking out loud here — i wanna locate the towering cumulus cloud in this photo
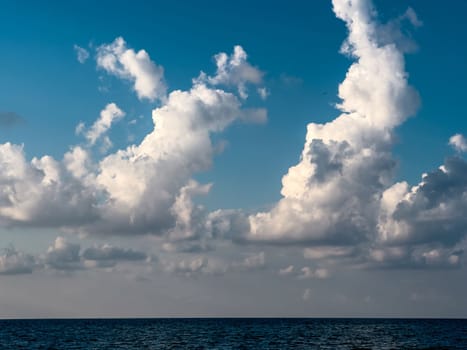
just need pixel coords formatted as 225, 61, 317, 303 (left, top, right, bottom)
248, 0, 419, 244
246, 0, 467, 269
96, 37, 167, 102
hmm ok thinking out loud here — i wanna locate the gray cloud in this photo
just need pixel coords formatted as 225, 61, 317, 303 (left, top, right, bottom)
82, 245, 147, 266
43, 237, 83, 271
0, 246, 36, 275
0, 112, 25, 128
0, 237, 154, 273
381, 157, 467, 247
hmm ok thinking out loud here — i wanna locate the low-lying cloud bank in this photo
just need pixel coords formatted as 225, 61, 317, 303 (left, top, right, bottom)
0, 237, 151, 275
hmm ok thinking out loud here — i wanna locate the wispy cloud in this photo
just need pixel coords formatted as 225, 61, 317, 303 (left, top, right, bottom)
74, 44, 90, 64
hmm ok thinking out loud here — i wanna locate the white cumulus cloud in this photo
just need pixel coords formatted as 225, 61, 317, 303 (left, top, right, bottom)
78, 103, 125, 147
449, 134, 467, 152
96, 37, 167, 101
197, 45, 264, 99
247, 0, 419, 245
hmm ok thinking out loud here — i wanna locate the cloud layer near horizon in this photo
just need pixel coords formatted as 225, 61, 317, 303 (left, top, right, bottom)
1, 0, 467, 280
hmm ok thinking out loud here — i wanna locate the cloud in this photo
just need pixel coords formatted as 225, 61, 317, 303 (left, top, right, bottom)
210, 0, 467, 272
377, 157, 467, 257
0, 246, 36, 275
0, 42, 266, 248
0, 112, 24, 128
43, 237, 83, 271
234, 252, 265, 270
82, 244, 148, 268
298, 267, 329, 280
403, 7, 423, 28
245, 0, 418, 246
77, 103, 125, 147
162, 256, 215, 277
197, 45, 264, 99
74, 45, 90, 64
278, 265, 294, 276
0, 143, 98, 227
367, 245, 463, 269
449, 134, 467, 152
257, 87, 269, 100
302, 288, 311, 301
0, 237, 153, 275
376, 7, 422, 54
161, 251, 266, 277
161, 241, 213, 254
4, 0, 463, 278
96, 37, 167, 101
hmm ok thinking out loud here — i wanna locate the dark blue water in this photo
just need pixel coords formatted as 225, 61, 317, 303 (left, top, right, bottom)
0, 318, 466, 349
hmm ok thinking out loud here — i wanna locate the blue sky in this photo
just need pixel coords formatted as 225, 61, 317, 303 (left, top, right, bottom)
0, 0, 465, 205
0, 0, 467, 317
1, 0, 466, 212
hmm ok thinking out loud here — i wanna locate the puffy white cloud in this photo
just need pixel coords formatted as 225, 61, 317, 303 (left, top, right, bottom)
197, 45, 264, 99
63, 146, 93, 181
79, 103, 125, 147
0, 246, 36, 275
246, 0, 419, 246
379, 158, 467, 245
90, 83, 258, 237
225, 0, 467, 272
0, 41, 266, 243
449, 134, 467, 152
362, 152, 467, 270
74, 45, 90, 64
0, 143, 98, 227
96, 37, 167, 101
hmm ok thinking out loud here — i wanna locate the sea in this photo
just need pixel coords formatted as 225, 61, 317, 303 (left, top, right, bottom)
0, 318, 466, 349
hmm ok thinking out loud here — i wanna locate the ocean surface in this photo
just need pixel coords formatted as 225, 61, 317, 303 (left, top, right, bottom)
0, 318, 466, 349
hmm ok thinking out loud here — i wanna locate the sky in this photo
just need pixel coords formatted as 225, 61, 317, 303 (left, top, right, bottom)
0, 0, 467, 318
